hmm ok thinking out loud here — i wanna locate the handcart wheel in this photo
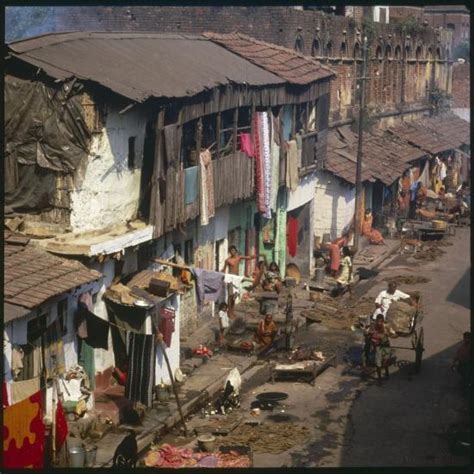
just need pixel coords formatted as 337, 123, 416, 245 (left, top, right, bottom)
411, 330, 418, 350
415, 326, 424, 373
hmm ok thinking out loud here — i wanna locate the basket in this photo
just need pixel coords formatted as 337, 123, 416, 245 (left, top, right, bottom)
432, 220, 447, 230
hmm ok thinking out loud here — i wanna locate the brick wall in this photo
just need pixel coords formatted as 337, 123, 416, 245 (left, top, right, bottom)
52, 6, 453, 125
452, 62, 470, 109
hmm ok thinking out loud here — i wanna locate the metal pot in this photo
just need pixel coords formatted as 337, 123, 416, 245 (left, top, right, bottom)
68, 445, 85, 468
197, 434, 215, 452
84, 445, 98, 467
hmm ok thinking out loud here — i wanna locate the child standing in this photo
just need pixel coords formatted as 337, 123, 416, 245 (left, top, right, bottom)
218, 302, 230, 346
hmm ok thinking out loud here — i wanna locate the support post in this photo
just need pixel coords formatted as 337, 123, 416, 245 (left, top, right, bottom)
232, 108, 238, 154
216, 112, 221, 159
354, 36, 368, 251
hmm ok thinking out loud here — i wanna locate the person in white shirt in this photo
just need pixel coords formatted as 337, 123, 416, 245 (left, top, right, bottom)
373, 282, 412, 320
218, 302, 230, 345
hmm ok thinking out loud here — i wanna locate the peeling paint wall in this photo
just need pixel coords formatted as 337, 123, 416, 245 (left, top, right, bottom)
313, 171, 355, 242
70, 107, 148, 233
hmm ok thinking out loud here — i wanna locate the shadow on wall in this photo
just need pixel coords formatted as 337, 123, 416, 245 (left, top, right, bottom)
291, 341, 470, 468
446, 268, 471, 310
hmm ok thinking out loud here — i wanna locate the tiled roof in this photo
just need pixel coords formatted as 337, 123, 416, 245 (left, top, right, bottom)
388, 113, 470, 154
326, 126, 427, 185
203, 32, 335, 85
4, 231, 102, 313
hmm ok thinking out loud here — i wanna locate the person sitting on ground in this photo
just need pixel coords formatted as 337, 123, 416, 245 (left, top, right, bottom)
362, 313, 396, 384
222, 246, 255, 275
336, 246, 354, 297
361, 208, 384, 245
373, 281, 412, 321
262, 261, 283, 294
255, 313, 278, 347
218, 302, 230, 346
451, 331, 471, 387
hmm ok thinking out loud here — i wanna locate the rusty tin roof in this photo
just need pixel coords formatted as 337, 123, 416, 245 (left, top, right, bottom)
4, 231, 102, 319
7, 32, 288, 102
203, 32, 335, 85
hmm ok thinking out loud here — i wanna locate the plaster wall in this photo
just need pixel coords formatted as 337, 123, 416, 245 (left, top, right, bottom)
70, 107, 148, 233
313, 171, 355, 241
452, 108, 470, 122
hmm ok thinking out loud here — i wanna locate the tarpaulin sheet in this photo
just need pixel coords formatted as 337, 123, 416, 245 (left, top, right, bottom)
4, 74, 91, 211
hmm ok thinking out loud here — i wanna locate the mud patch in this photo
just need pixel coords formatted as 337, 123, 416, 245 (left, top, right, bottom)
383, 275, 431, 285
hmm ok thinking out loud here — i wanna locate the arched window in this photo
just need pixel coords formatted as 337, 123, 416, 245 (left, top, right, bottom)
326, 41, 333, 57
427, 47, 433, 60
385, 44, 392, 58
375, 45, 383, 60
354, 42, 361, 59
415, 46, 422, 60
405, 45, 411, 59
311, 38, 321, 57
394, 45, 402, 59
436, 47, 442, 60
340, 42, 347, 57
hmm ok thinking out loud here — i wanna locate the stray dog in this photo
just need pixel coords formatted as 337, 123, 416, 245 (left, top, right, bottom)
112, 430, 137, 468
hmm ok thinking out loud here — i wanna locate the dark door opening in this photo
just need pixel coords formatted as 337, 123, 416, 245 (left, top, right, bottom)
138, 120, 156, 221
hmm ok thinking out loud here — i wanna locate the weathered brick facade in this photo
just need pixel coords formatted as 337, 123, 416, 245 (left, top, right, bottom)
51, 6, 453, 129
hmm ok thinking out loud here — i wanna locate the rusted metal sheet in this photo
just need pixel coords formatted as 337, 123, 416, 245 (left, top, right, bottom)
7, 32, 285, 103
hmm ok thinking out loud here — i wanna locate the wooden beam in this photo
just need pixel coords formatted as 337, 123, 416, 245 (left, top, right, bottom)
216, 112, 221, 159
195, 117, 203, 156
232, 107, 239, 154
150, 109, 165, 238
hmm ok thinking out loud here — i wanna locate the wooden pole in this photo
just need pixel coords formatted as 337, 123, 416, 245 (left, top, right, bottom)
354, 35, 368, 251
158, 339, 189, 437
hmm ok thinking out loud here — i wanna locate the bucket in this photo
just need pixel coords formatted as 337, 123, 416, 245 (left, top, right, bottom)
197, 434, 215, 452
314, 267, 325, 287
68, 445, 85, 468
155, 384, 170, 402
84, 445, 98, 467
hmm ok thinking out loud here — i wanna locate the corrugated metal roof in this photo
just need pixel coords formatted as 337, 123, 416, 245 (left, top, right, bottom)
7, 32, 286, 102
4, 231, 102, 317
326, 126, 427, 185
203, 32, 335, 85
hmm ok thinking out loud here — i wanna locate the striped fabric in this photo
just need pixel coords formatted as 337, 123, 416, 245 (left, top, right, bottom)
125, 333, 156, 407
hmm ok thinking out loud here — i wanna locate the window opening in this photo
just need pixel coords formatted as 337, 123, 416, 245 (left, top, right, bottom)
57, 299, 68, 336
128, 136, 136, 169
184, 239, 194, 265
181, 119, 198, 168
201, 114, 217, 159
311, 38, 320, 57
219, 109, 235, 157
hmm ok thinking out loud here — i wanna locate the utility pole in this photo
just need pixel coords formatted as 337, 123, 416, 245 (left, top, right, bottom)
353, 35, 368, 252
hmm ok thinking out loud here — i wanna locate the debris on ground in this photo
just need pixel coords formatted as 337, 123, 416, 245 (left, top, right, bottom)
383, 275, 431, 285
218, 423, 309, 454
386, 300, 417, 334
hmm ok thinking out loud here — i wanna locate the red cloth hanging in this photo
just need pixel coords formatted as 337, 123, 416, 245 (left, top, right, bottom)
3, 390, 45, 468
253, 114, 265, 213
287, 215, 298, 258
240, 133, 254, 158
55, 399, 68, 451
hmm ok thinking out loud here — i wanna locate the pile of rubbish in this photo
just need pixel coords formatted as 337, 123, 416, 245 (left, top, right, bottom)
144, 444, 251, 468
386, 300, 417, 334
219, 422, 309, 454
383, 275, 430, 285
289, 347, 325, 363
413, 242, 446, 261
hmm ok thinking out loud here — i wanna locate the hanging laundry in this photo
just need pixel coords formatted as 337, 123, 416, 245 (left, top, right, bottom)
11, 345, 24, 379
184, 166, 199, 204
193, 268, 225, 308
10, 377, 40, 405
418, 160, 430, 188
76, 302, 109, 348
240, 133, 254, 158
199, 150, 216, 225
125, 333, 156, 407
260, 112, 272, 219
158, 306, 176, 348
286, 140, 299, 192
272, 114, 281, 146
55, 399, 69, 451
3, 390, 45, 468
439, 161, 447, 181
44, 319, 66, 378
270, 115, 280, 212
253, 114, 265, 214
287, 215, 299, 258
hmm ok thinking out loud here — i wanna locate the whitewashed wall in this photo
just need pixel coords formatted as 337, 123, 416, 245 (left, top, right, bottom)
313, 171, 355, 242
452, 108, 470, 122
70, 107, 148, 233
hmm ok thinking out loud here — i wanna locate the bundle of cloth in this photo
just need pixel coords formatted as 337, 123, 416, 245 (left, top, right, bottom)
386, 300, 417, 334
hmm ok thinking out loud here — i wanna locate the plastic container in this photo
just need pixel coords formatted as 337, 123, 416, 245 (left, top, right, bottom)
197, 434, 215, 452
85, 445, 98, 467
68, 445, 85, 468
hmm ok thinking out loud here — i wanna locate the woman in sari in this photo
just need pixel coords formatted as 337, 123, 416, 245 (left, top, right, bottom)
361, 209, 384, 245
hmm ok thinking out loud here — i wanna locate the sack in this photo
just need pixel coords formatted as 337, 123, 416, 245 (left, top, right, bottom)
386, 300, 416, 333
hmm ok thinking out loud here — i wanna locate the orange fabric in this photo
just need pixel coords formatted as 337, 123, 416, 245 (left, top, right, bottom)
329, 243, 341, 272
3, 390, 45, 468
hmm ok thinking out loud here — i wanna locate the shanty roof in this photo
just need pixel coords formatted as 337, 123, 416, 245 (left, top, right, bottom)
5, 31, 318, 103
4, 230, 102, 321
388, 113, 470, 155
203, 32, 335, 85
326, 126, 427, 185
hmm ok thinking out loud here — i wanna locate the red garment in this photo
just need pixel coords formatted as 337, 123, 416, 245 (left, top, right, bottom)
55, 399, 68, 450
329, 243, 341, 272
3, 382, 9, 408
287, 216, 298, 258
3, 390, 45, 468
240, 133, 254, 158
